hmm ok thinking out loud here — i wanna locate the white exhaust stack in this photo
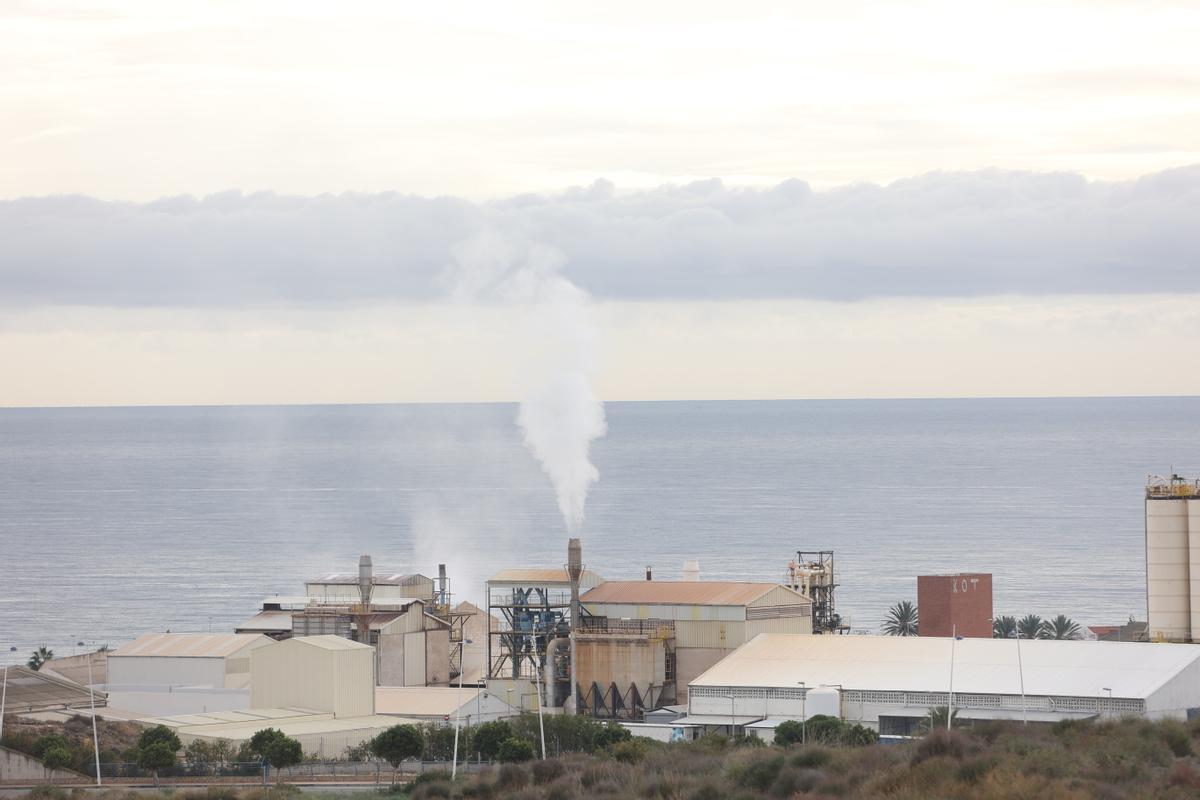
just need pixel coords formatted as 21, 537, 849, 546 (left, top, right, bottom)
682, 559, 700, 582
358, 555, 374, 607
567, 538, 583, 714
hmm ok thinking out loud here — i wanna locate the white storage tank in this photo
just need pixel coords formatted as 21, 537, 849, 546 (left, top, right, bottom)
1147, 496, 1191, 641
1191, 499, 1200, 641
804, 686, 841, 719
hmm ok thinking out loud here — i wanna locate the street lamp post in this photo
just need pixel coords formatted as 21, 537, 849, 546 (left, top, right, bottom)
798, 682, 806, 745
451, 638, 474, 781
86, 648, 101, 786
1009, 629, 1026, 725
1102, 687, 1112, 718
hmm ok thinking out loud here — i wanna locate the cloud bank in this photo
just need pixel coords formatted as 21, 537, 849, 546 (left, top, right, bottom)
3, 167, 1198, 308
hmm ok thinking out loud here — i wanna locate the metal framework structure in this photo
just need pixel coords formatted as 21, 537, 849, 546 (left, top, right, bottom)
792, 550, 848, 634
487, 584, 572, 681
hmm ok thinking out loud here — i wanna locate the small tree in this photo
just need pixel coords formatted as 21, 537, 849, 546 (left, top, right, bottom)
1017, 614, 1043, 640
883, 601, 919, 636
263, 735, 304, 782
804, 715, 846, 744
421, 723, 457, 761
42, 745, 73, 775
27, 646, 54, 671
773, 719, 805, 747
370, 725, 424, 783
472, 720, 512, 761
497, 737, 535, 763
992, 615, 1018, 639
138, 742, 177, 786
920, 706, 959, 732
138, 725, 183, 754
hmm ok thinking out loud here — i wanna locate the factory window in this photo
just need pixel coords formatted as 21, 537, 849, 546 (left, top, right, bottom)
879, 716, 923, 737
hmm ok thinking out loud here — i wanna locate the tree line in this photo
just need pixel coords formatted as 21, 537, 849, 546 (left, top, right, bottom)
883, 602, 1083, 639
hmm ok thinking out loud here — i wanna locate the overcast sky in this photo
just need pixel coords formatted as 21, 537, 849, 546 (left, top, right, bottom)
2, 1, 1199, 405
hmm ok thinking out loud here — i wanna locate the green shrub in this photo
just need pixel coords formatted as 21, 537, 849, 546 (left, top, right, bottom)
728, 754, 785, 791
913, 728, 970, 763
839, 723, 879, 747
804, 715, 846, 744
472, 721, 512, 761
31, 734, 71, 760
41, 746, 73, 772
1159, 720, 1192, 757
531, 758, 566, 784
496, 762, 529, 789
411, 783, 452, 800
497, 738, 536, 763
773, 720, 805, 746
956, 755, 997, 784
595, 722, 631, 749
790, 746, 832, 768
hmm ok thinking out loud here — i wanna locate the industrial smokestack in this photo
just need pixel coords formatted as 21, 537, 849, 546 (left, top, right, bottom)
438, 563, 448, 607
682, 559, 700, 582
567, 538, 583, 714
646, 565, 652, 581
358, 555, 373, 607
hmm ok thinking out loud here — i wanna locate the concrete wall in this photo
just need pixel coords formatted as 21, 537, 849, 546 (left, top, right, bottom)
0, 746, 83, 783
425, 629, 450, 686
102, 686, 249, 717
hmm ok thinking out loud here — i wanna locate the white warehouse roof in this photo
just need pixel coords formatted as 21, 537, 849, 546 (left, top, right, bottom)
693, 634, 1200, 700
111, 633, 270, 658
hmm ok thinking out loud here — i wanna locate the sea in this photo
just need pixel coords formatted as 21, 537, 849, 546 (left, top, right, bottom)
2, 397, 1198, 665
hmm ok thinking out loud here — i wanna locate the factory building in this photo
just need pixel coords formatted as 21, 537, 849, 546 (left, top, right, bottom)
250, 635, 375, 716
305, 571, 435, 604
108, 633, 273, 690
581, 580, 812, 705
1146, 474, 1200, 641
917, 573, 993, 638
375, 686, 517, 725
144, 635, 409, 756
687, 633, 1200, 735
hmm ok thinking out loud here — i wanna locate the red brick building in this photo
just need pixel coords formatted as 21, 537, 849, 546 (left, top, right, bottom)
917, 573, 993, 638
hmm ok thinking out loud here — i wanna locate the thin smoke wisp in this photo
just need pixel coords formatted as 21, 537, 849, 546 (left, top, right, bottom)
446, 232, 607, 532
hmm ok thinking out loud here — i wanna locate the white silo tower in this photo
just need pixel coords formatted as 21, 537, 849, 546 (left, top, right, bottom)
1146, 474, 1200, 641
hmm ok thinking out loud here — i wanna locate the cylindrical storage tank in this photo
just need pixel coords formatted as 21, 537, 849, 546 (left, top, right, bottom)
1147, 498, 1191, 641
804, 687, 840, 719
1190, 499, 1200, 641
682, 560, 700, 582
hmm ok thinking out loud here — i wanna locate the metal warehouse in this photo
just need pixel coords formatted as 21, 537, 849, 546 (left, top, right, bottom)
250, 635, 376, 717
581, 581, 812, 703
107, 633, 273, 689
687, 633, 1200, 736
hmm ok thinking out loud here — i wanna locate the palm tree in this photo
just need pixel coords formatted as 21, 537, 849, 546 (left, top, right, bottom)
919, 706, 959, 732
883, 601, 919, 636
1040, 614, 1082, 640
992, 615, 1018, 639
27, 645, 54, 671
1017, 614, 1043, 640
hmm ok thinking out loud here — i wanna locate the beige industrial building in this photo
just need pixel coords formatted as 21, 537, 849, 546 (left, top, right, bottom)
688, 633, 1200, 734
305, 571, 435, 604
1146, 475, 1200, 641
580, 581, 813, 705
375, 686, 516, 725
108, 633, 273, 690
146, 635, 410, 757
250, 635, 375, 715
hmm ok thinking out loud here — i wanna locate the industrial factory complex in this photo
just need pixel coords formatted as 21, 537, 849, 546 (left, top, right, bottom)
5, 474, 1200, 773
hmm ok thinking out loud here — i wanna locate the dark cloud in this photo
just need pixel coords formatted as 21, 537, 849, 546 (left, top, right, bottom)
3, 167, 1198, 308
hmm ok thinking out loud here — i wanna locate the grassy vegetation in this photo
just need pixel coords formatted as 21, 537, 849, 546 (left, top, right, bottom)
12, 716, 1200, 798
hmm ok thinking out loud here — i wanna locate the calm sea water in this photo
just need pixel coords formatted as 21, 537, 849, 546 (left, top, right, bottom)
2, 398, 1197, 665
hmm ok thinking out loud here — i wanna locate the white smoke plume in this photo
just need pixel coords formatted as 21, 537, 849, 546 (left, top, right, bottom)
445, 231, 607, 532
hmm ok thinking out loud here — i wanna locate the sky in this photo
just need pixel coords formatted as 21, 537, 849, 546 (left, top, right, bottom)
2, 0, 1199, 405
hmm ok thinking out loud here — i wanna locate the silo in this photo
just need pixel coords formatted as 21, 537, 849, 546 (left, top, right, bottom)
1146, 495, 1191, 641
1191, 499, 1200, 641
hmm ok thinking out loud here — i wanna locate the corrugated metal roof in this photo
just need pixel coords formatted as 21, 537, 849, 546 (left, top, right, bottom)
375, 686, 488, 716
235, 611, 294, 632
489, 568, 603, 584
110, 633, 270, 659
691, 634, 1200, 699
286, 635, 373, 651
0, 666, 107, 712
306, 573, 426, 585
582, 581, 802, 607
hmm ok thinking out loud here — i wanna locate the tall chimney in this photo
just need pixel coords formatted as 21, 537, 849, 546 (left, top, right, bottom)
645, 565, 652, 581
567, 538, 583, 714
438, 563, 448, 607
